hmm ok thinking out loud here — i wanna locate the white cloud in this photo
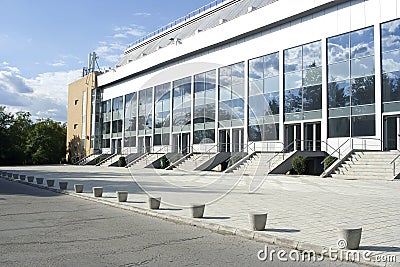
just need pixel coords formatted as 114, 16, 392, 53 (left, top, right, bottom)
133, 12, 151, 17
48, 60, 66, 67
0, 64, 81, 122
113, 25, 147, 39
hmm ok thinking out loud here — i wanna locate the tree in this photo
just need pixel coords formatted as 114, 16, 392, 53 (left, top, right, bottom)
8, 111, 32, 165
0, 107, 14, 165
26, 119, 66, 165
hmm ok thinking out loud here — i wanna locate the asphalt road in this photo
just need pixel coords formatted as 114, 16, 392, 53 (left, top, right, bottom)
0, 178, 363, 267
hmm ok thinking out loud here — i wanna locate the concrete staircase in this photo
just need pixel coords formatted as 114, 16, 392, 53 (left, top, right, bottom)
231, 152, 288, 176
97, 153, 128, 167
331, 151, 399, 180
173, 154, 214, 172
128, 153, 163, 169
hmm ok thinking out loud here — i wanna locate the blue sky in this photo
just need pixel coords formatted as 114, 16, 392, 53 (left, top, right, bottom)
0, 0, 213, 121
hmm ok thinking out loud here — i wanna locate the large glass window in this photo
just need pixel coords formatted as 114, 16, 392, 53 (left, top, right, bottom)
172, 77, 191, 132
284, 41, 322, 121
327, 26, 375, 137
248, 52, 279, 141
138, 88, 153, 134
111, 96, 123, 138
382, 19, 400, 105
194, 70, 216, 144
101, 99, 111, 148
218, 62, 245, 128
154, 82, 170, 145
124, 92, 137, 148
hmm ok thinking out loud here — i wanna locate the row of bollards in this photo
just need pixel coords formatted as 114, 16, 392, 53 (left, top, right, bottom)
0, 170, 362, 250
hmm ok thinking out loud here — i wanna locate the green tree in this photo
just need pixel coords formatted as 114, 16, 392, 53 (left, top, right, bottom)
26, 119, 67, 165
0, 107, 14, 165
8, 111, 32, 165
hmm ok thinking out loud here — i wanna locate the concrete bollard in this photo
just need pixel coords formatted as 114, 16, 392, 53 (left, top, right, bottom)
59, 181, 68, 190
149, 197, 161, 209
249, 211, 268, 231
191, 204, 206, 218
7, 173, 13, 180
13, 174, 19, 180
117, 191, 128, 202
27, 176, 34, 183
93, 187, 103, 197
338, 226, 362, 250
19, 175, 26, 181
74, 184, 84, 193
36, 177, 44, 184
46, 179, 55, 187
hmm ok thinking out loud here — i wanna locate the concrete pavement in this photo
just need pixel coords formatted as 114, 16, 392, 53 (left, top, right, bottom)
1, 165, 400, 266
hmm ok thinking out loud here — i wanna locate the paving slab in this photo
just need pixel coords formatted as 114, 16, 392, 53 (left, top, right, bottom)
1, 165, 400, 266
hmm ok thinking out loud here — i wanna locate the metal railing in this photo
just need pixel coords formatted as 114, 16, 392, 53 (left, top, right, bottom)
127, 0, 229, 48
321, 137, 383, 170
390, 150, 400, 177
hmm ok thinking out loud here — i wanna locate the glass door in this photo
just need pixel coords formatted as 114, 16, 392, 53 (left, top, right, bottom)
172, 132, 190, 154
304, 122, 321, 151
384, 116, 400, 151
284, 124, 301, 151
219, 129, 230, 152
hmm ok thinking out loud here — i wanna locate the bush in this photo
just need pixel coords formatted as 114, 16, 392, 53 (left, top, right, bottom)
160, 156, 169, 169
118, 156, 127, 167
324, 156, 337, 170
292, 156, 306, 175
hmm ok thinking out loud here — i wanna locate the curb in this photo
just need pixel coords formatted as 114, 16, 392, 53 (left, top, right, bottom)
0, 176, 389, 267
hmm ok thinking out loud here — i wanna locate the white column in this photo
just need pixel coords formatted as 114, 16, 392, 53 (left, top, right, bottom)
321, 38, 328, 151
279, 50, 285, 151
374, 22, 383, 150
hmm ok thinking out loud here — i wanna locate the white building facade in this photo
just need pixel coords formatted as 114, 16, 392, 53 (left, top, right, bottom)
93, 0, 400, 156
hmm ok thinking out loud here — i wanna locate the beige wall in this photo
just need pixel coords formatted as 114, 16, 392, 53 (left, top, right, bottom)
66, 72, 98, 162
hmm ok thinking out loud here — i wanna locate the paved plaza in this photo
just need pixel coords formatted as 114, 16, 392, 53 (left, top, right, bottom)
1, 165, 400, 266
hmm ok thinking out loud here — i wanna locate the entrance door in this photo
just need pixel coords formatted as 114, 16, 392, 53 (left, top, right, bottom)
138, 136, 152, 153
219, 128, 244, 152
111, 139, 122, 154
284, 124, 301, 151
384, 116, 400, 151
173, 133, 190, 154
304, 122, 321, 151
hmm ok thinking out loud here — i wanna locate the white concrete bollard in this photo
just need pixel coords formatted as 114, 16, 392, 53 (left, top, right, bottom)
46, 179, 55, 187
27, 176, 34, 183
338, 226, 362, 250
191, 204, 206, 218
59, 181, 68, 190
93, 187, 103, 197
36, 178, 44, 184
249, 211, 268, 231
117, 191, 128, 202
74, 184, 84, 193
149, 197, 161, 209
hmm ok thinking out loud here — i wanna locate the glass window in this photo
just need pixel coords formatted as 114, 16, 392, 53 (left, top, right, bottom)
329, 117, 350, 137
265, 92, 279, 115
264, 76, 279, 93
382, 49, 400, 73
284, 71, 302, 89
328, 80, 351, 108
303, 67, 322, 86
284, 88, 302, 113
263, 123, 279, 141
328, 61, 350, 82
303, 41, 322, 68
284, 46, 302, 72
249, 125, 262, 141
327, 34, 350, 64
350, 27, 374, 59
382, 71, 400, 102
264, 53, 279, 77
249, 57, 264, 80
350, 56, 375, 78
351, 115, 375, 137
351, 76, 375, 106
303, 85, 322, 111
381, 19, 400, 52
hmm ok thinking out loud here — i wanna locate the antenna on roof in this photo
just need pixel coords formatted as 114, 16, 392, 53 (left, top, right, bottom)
82, 52, 101, 77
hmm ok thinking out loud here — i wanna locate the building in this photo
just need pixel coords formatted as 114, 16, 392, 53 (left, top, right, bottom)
73, 0, 400, 175
67, 71, 99, 163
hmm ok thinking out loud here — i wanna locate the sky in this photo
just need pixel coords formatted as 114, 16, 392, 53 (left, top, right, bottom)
0, 0, 213, 122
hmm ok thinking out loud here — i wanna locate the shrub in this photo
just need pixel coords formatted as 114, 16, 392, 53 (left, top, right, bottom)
292, 156, 306, 175
324, 156, 337, 170
118, 156, 127, 167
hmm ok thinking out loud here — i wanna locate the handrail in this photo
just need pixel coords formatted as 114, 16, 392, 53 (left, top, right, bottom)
390, 150, 400, 177
126, 152, 149, 168
127, 0, 229, 48
96, 153, 117, 166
